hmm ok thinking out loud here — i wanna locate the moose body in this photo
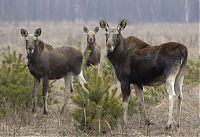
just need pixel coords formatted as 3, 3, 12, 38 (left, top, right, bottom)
100, 19, 188, 129
21, 28, 86, 114
83, 26, 101, 67
27, 45, 82, 80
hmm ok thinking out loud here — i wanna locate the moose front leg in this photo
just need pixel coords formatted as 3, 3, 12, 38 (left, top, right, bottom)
32, 77, 40, 113
134, 84, 150, 126
42, 77, 49, 115
121, 81, 131, 124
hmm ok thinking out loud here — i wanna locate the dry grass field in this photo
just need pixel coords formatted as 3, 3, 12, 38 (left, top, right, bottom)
0, 22, 199, 136
0, 22, 199, 59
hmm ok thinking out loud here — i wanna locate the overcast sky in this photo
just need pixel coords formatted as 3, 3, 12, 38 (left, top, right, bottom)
0, 0, 199, 23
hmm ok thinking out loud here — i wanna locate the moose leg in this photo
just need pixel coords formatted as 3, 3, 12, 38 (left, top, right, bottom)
134, 84, 150, 126
166, 76, 176, 130
74, 70, 87, 91
32, 77, 40, 112
61, 73, 73, 114
70, 80, 74, 92
95, 64, 100, 75
175, 72, 184, 128
121, 81, 130, 124
42, 77, 49, 115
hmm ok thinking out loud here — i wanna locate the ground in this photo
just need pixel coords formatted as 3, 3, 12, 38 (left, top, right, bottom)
0, 83, 199, 137
118, 84, 200, 137
0, 23, 199, 136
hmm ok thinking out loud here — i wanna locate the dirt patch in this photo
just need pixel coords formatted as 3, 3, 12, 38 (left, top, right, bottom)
113, 84, 199, 137
0, 84, 199, 136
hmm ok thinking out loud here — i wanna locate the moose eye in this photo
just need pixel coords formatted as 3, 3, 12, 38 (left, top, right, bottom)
105, 33, 109, 42
105, 33, 109, 38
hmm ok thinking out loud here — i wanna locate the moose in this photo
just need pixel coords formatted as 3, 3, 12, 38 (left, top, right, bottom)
83, 26, 101, 68
99, 19, 188, 129
21, 28, 87, 114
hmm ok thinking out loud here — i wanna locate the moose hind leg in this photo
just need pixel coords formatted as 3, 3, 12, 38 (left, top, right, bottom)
32, 77, 40, 112
174, 71, 184, 128
42, 77, 49, 115
166, 76, 176, 130
70, 80, 74, 92
74, 70, 87, 91
134, 84, 150, 126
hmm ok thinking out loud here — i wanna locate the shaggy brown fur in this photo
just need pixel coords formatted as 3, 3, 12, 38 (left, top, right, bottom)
27, 40, 83, 80
100, 19, 188, 129
21, 28, 86, 114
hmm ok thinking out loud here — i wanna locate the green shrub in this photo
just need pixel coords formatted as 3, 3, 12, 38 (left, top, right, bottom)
184, 58, 200, 85
71, 68, 123, 135
0, 48, 33, 118
0, 47, 53, 119
101, 58, 117, 84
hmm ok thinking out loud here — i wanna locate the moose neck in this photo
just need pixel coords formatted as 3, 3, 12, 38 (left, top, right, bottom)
27, 53, 37, 67
27, 39, 43, 64
87, 42, 96, 50
107, 39, 125, 67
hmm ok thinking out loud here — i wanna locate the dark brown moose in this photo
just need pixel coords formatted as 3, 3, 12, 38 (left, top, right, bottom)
99, 19, 188, 130
21, 28, 87, 114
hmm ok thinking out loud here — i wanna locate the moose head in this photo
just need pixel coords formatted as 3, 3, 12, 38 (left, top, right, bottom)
99, 19, 127, 53
21, 28, 42, 55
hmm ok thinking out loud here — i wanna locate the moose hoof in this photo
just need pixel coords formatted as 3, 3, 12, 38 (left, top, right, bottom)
145, 119, 150, 126
44, 111, 48, 115
60, 109, 65, 115
145, 119, 154, 126
166, 124, 172, 130
60, 106, 67, 115
32, 108, 37, 113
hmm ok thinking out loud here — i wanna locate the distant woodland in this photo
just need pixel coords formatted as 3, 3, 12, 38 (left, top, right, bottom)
0, 0, 199, 23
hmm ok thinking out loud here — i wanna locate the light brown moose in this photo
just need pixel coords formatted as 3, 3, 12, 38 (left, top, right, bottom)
83, 26, 101, 68
21, 28, 87, 114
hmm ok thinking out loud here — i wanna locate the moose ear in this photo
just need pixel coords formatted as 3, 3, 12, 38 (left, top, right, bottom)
34, 28, 41, 37
94, 27, 99, 33
99, 19, 109, 31
117, 19, 127, 32
21, 28, 28, 37
83, 26, 89, 33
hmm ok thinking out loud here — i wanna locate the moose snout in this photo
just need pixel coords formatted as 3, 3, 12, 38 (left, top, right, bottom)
88, 37, 93, 43
27, 48, 34, 54
106, 43, 115, 53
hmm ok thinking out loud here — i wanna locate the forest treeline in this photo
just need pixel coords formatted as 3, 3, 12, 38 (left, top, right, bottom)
0, 0, 198, 23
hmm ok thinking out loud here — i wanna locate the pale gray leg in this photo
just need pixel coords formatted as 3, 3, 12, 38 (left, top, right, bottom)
61, 72, 73, 114
120, 81, 130, 124
166, 76, 176, 129
74, 70, 87, 92
32, 77, 40, 112
175, 74, 184, 128
42, 77, 49, 115
70, 80, 74, 92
